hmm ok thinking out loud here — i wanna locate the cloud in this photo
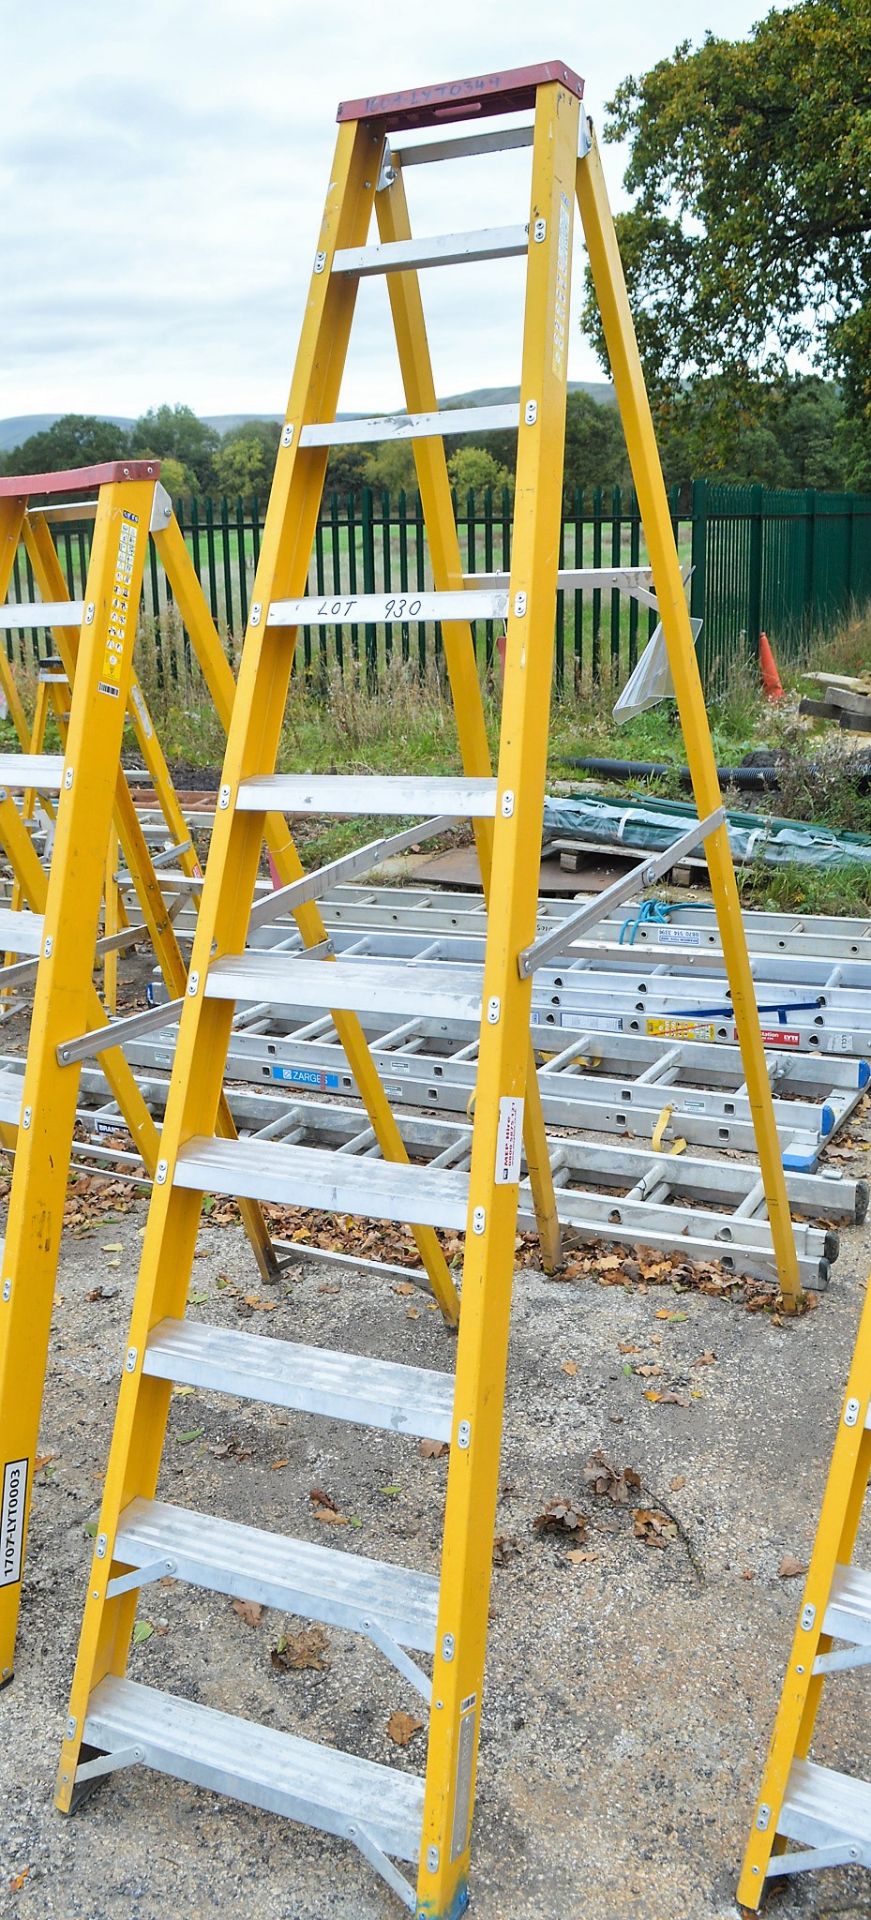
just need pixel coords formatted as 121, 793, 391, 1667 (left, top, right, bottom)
1, 0, 767, 418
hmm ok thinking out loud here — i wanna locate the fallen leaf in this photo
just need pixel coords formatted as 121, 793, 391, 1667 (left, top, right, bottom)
778, 1555, 807, 1580
8, 1868, 30, 1893
132, 1620, 154, 1645
635, 1363, 663, 1378
243, 1294, 279, 1312
533, 1498, 588, 1537
633, 1508, 678, 1548
393, 1282, 416, 1296
270, 1458, 290, 1471
643, 1390, 688, 1406
419, 1439, 449, 1460
741, 1568, 755, 1580
694, 1351, 717, 1367
101, 1243, 123, 1253
670, 1475, 687, 1493
309, 1487, 337, 1511
176, 1427, 205, 1445
317, 1282, 340, 1294
583, 1451, 641, 1504
189, 1290, 208, 1305
379, 1484, 401, 1498
493, 1533, 520, 1566
405, 1305, 419, 1320
561, 1360, 578, 1376
567, 1549, 598, 1565
34, 1453, 56, 1471
387, 1709, 423, 1747
231, 1599, 263, 1628
618, 1342, 639, 1354
271, 1625, 330, 1672
314, 1507, 349, 1525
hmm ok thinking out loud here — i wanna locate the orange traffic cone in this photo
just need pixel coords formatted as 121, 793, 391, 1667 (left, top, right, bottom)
760, 630, 784, 701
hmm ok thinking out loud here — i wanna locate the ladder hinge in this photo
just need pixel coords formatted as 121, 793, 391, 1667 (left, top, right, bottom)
801, 1602, 816, 1630
844, 1396, 861, 1426
756, 1803, 771, 1832
376, 142, 397, 192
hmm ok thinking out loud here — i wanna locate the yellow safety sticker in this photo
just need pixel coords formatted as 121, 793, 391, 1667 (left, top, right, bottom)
98, 510, 139, 699
646, 1016, 716, 1043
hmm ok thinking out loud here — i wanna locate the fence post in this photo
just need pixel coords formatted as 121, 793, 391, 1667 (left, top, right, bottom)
846, 492, 857, 603
803, 486, 818, 640
747, 481, 764, 664
360, 484, 377, 687
689, 478, 708, 684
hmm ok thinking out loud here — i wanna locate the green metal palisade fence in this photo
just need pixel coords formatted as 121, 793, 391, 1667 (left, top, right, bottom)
5, 482, 870, 697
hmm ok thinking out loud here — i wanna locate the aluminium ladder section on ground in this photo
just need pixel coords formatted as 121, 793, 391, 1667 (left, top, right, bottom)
43, 1058, 852, 1294
738, 1256, 871, 1905
56, 66, 798, 1920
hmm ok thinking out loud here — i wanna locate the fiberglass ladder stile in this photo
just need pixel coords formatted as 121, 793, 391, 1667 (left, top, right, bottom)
52, 64, 799, 1918
738, 1260, 871, 1905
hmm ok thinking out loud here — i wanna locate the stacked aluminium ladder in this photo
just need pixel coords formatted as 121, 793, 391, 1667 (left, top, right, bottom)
6, 62, 799, 1917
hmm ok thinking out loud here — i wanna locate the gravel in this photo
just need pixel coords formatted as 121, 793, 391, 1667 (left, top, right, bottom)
3, 1178, 871, 1920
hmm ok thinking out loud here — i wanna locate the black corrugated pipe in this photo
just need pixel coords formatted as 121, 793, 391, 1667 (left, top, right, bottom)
555, 755, 871, 794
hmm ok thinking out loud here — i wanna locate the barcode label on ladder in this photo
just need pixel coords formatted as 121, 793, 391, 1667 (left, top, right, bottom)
494, 1097, 523, 1184
1, 1457, 28, 1587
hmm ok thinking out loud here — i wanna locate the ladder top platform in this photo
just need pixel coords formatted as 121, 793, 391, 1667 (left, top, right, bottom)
0, 460, 160, 499
337, 61, 584, 130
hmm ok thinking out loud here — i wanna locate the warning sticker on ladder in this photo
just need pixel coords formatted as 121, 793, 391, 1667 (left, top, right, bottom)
494, 1097, 523, 1184
99, 511, 139, 698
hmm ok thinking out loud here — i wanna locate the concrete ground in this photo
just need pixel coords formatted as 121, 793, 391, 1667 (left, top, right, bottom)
3, 1162, 871, 1920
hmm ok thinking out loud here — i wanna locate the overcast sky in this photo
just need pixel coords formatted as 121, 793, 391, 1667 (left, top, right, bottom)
1, 1, 772, 423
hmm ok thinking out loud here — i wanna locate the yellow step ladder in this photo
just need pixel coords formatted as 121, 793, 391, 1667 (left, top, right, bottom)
738, 1256, 871, 1904
0, 459, 471, 1668
52, 63, 798, 1918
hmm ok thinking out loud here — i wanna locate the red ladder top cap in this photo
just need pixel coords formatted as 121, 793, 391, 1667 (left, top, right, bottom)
0, 459, 161, 499
337, 61, 584, 131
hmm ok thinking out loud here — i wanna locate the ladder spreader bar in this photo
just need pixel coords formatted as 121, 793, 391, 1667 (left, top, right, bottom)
301, 403, 519, 446
332, 226, 529, 276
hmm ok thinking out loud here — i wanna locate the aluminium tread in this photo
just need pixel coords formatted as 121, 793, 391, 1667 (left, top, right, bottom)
173, 1133, 469, 1230
143, 1318, 455, 1440
82, 1675, 424, 1861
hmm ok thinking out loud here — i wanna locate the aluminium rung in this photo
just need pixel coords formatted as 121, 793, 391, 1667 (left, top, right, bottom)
300, 402, 519, 446
143, 1318, 455, 1440
777, 1756, 871, 1858
235, 773, 497, 816
464, 566, 654, 596
0, 907, 45, 955
0, 601, 83, 629
392, 124, 535, 166
332, 223, 529, 275
173, 1133, 469, 1230
0, 1070, 24, 1125
114, 1497, 439, 1651
81, 1676, 424, 1863
0, 753, 65, 790
205, 953, 484, 1020
822, 1564, 871, 1645
266, 589, 507, 625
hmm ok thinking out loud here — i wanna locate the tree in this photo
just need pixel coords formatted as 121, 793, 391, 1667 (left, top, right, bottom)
562, 390, 629, 492
360, 440, 417, 492
129, 404, 219, 493
4, 413, 130, 475
583, 2, 871, 480
447, 447, 513, 494
215, 434, 274, 498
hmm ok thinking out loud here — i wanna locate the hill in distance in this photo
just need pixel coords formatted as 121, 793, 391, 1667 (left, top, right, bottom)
0, 383, 615, 453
